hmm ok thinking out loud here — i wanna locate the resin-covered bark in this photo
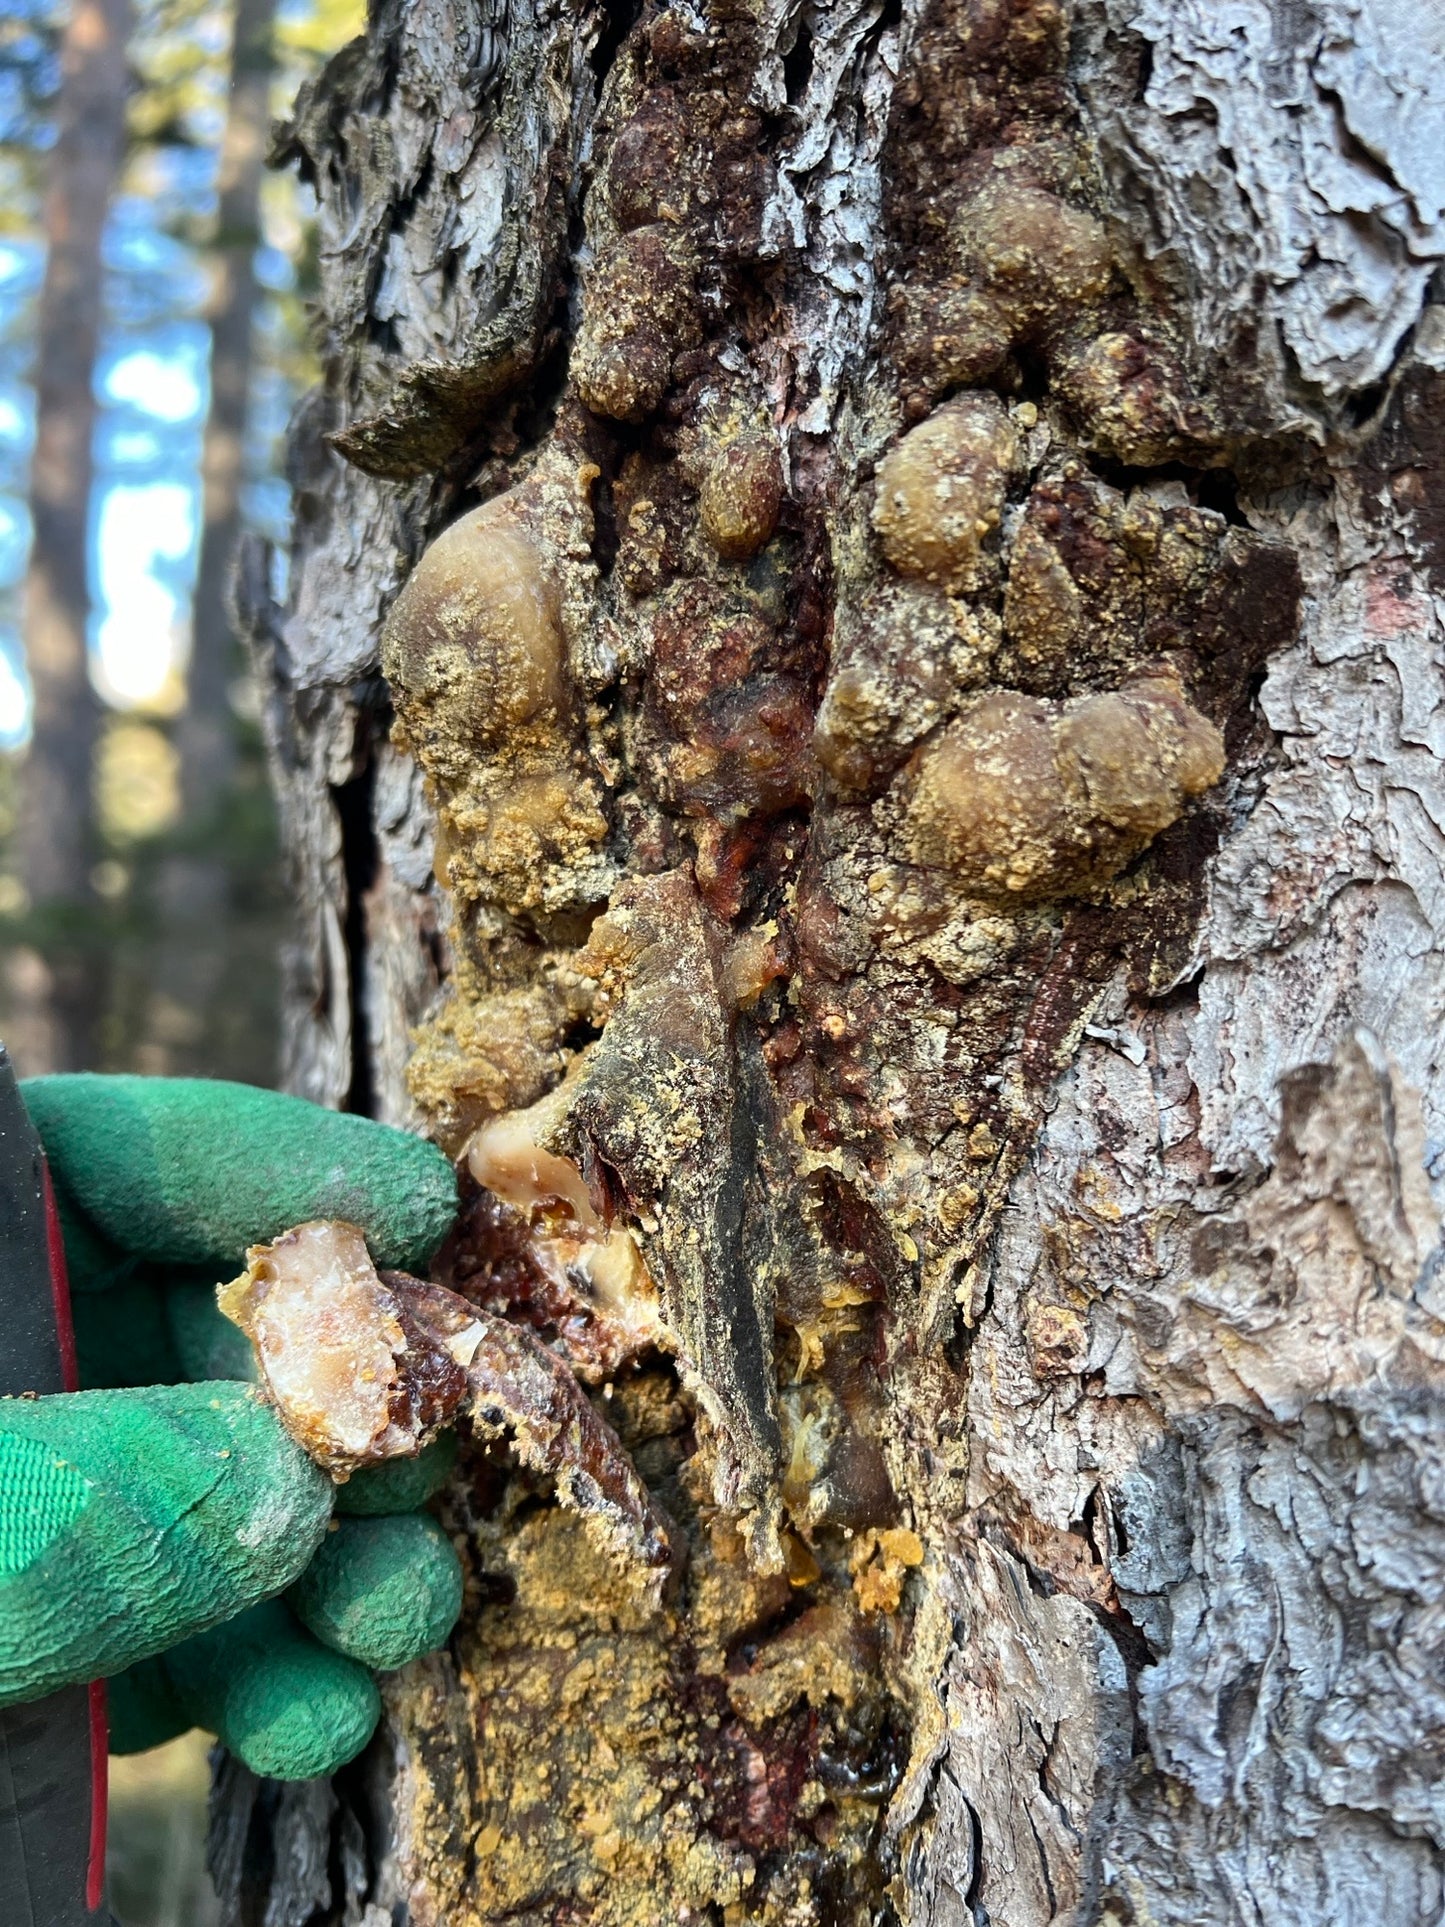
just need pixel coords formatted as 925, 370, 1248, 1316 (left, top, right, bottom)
224, 0, 1445, 1921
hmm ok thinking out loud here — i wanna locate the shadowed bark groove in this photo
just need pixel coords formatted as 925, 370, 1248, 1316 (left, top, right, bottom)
221, 1, 1445, 1922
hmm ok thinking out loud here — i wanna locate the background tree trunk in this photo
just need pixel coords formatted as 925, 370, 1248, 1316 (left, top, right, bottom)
148, 0, 280, 1075
178, 0, 277, 816
219, 1, 1445, 1922
13, 0, 131, 1072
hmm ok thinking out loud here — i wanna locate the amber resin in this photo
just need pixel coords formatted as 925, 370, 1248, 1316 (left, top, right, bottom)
221, 1219, 669, 1574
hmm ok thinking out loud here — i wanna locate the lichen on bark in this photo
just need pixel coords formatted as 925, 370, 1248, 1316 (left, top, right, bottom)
228, 0, 1445, 1920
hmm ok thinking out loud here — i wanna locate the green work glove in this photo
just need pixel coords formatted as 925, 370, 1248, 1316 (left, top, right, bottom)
0, 1075, 465, 1780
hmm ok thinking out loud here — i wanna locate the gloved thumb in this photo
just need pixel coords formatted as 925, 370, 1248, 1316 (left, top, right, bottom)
0, 1381, 332, 1706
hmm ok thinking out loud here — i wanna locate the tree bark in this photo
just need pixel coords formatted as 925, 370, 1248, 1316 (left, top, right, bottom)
13, 0, 131, 1073
223, 1, 1445, 1922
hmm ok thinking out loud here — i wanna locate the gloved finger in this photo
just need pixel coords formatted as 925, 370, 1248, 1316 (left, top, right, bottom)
51, 1186, 132, 1295
161, 1601, 380, 1781
71, 1272, 256, 1392
77, 1269, 273, 1392
72, 1278, 183, 1390
287, 1513, 463, 1671
165, 1275, 258, 1383
22, 1075, 457, 1275
0, 1382, 331, 1707
336, 1432, 457, 1515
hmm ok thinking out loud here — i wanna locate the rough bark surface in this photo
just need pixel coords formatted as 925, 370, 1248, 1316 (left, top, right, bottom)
224, 1, 1445, 1922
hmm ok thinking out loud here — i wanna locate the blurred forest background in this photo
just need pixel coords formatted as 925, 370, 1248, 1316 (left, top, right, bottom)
0, 0, 359, 1917
0, 0, 361, 1085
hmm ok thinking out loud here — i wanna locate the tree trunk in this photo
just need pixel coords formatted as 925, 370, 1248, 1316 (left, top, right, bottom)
145, 0, 280, 1078
222, 1, 1445, 1921
12, 0, 131, 1073
178, 0, 277, 814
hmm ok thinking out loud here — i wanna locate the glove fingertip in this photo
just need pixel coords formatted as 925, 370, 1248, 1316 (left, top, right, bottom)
290, 1513, 463, 1672
165, 1278, 258, 1383
336, 1433, 457, 1516
223, 1658, 381, 1781
22, 1076, 459, 1276
356, 1134, 458, 1272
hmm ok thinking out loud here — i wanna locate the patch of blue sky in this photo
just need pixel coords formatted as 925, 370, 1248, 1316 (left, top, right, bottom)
0, 388, 34, 501
0, 391, 31, 445
0, 242, 41, 296
255, 243, 297, 293
126, 145, 202, 223
0, 249, 41, 500
101, 336, 208, 426
92, 480, 198, 708
194, 5, 229, 56
89, 316, 208, 707
96, 325, 208, 493
106, 192, 209, 329
101, 427, 167, 470
0, 499, 30, 588
106, 213, 194, 281
187, 102, 227, 148
0, 629, 32, 750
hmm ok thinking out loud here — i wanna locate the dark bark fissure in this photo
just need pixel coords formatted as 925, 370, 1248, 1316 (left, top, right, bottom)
334, 759, 380, 1117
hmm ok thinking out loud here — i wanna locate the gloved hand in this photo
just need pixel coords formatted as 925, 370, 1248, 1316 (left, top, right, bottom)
0, 1075, 464, 1780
